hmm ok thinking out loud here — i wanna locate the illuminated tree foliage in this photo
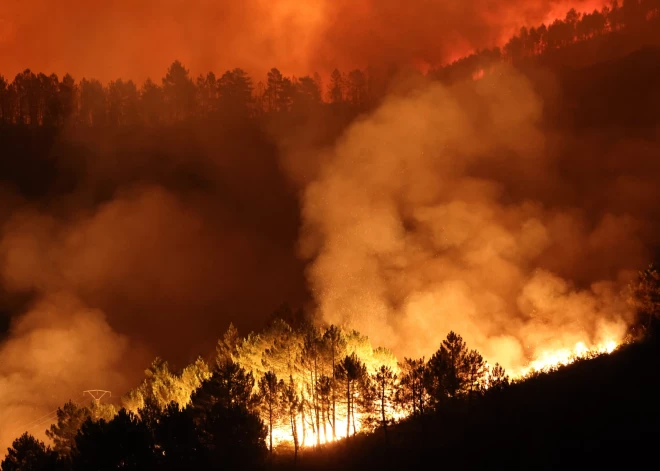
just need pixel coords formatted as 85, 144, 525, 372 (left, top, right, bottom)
3, 313, 513, 470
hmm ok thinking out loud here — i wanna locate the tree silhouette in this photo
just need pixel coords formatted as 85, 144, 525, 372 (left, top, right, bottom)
191, 360, 256, 413
335, 353, 368, 438
487, 363, 510, 393
373, 365, 397, 441
58, 74, 77, 123
346, 69, 367, 108
292, 75, 322, 113
266, 68, 286, 112
434, 331, 469, 400
71, 410, 156, 471
218, 69, 254, 118
258, 371, 281, 454
201, 402, 267, 470
196, 71, 218, 117
323, 325, 346, 440
327, 68, 344, 104
78, 78, 106, 126
316, 374, 333, 442
148, 402, 206, 471
301, 327, 323, 447
107, 79, 139, 126
280, 376, 301, 460
1, 433, 59, 471
46, 401, 91, 457
0, 75, 9, 123
139, 78, 164, 125
162, 60, 196, 121
463, 349, 487, 398
397, 357, 427, 416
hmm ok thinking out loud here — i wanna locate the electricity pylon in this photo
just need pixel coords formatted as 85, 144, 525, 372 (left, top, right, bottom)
83, 389, 111, 405
83, 390, 112, 420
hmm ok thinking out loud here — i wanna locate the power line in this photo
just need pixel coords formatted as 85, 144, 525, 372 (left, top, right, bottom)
8, 394, 87, 437
9, 410, 58, 437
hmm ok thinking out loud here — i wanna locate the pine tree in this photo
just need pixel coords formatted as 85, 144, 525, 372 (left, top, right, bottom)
1, 433, 59, 471
373, 365, 397, 442
335, 353, 367, 439
258, 371, 281, 454
46, 401, 91, 457
322, 325, 346, 440
216, 323, 240, 366
280, 377, 301, 461
397, 357, 427, 416
487, 363, 510, 393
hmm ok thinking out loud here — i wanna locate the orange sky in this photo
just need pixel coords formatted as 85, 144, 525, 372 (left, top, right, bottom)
0, 0, 608, 83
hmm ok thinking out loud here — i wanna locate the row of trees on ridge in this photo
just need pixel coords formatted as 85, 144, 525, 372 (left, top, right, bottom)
2, 1, 659, 127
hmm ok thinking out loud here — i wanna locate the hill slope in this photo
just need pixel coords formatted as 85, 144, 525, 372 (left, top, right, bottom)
292, 335, 660, 470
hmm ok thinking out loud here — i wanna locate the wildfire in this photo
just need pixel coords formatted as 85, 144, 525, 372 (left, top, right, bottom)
511, 339, 619, 379
263, 336, 625, 450
271, 407, 410, 448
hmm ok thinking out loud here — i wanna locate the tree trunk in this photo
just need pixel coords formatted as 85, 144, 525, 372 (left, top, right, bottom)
332, 350, 337, 441
381, 382, 386, 425
346, 380, 351, 439
322, 403, 327, 443
269, 403, 273, 454
301, 397, 307, 448
314, 361, 320, 447
351, 385, 357, 437
291, 413, 299, 462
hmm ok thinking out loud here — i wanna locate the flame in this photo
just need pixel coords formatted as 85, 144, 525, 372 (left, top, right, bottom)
270, 407, 410, 448
511, 339, 619, 379
472, 68, 485, 80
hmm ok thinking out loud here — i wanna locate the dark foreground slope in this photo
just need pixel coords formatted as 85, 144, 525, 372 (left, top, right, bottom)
292, 336, 660, 470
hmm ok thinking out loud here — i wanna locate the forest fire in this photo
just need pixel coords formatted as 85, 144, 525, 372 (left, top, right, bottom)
3, 0, 660, 468
511, 339, 620, 379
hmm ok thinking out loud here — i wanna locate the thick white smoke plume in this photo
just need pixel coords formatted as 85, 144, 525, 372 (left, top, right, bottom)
299, 66, 638, 373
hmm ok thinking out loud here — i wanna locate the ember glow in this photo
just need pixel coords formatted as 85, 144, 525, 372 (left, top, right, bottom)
511, 339, 620, 379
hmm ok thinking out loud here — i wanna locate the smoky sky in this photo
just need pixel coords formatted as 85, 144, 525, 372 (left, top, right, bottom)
1, 0, 657, 456
1, 0, 606, 81
0, 121, 311, 451
297, 64, 659, 375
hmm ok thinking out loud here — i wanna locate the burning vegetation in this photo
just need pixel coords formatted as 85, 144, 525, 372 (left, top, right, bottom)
2, 2, 660, 469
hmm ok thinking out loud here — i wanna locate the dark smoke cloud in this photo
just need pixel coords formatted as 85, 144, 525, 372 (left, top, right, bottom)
1, 0, 606, 81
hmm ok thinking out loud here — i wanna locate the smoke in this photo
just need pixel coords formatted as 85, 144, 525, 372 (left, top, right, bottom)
0, 121, 307, 454
0, 293, 138, 452
298, 65, 647, 373
1, 0, 606, 81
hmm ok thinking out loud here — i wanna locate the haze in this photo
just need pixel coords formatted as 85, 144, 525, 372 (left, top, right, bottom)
1, 0, 605, 81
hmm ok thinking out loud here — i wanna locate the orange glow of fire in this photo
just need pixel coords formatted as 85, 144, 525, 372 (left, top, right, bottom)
511, 339, 619, 379
271, 407, 410, 448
